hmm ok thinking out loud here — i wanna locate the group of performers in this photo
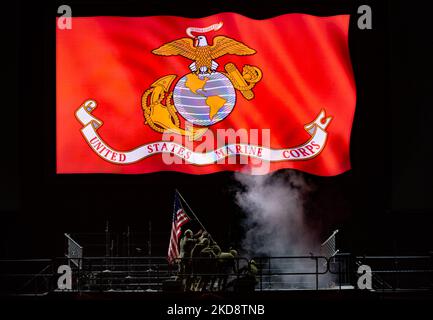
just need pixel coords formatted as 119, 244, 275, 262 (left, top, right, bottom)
177, 229, 258, 292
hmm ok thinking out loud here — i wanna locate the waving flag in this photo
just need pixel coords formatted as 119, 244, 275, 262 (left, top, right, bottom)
57, 13, 356, 175
167, 193, 190, 263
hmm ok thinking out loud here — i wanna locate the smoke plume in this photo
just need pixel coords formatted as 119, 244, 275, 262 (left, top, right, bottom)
235, 170, 331, 289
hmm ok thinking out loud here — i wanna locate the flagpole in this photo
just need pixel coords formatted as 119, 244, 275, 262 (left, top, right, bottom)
175, 189, 209, 234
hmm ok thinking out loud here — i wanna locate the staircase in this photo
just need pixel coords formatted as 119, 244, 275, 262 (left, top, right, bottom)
76, 257, 176, 291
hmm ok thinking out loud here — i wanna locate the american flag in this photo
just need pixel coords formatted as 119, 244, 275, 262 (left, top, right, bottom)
167, 192, 191, 264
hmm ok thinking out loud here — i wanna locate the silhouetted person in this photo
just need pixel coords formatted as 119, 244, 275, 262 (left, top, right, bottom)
190, 237, 208, 291
209, 241, 222, 290
197, 238, 217, 291
178, 229, 202, 290
217, 249, 238, 291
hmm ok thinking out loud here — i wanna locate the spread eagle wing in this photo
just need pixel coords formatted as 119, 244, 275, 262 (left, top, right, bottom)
151, 38, 196, 60
210, 36, 256, 59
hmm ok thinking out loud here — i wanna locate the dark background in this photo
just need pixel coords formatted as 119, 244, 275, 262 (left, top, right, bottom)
4, 0, 433, 259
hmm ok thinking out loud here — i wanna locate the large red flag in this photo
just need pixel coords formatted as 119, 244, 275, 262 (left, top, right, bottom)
57, 13, 355, 175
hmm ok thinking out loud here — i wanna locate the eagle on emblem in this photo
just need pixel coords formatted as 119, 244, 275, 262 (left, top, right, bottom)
152, 35, 256, 74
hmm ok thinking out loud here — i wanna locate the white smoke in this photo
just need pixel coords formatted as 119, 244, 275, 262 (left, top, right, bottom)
235, 170, 332, 289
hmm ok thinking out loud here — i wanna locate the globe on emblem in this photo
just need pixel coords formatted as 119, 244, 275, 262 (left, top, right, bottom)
173, 72, 236, 127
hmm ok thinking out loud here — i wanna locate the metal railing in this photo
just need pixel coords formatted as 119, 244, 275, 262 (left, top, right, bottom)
65, 233, 83, 269
320, 229, 339, 259
0, 259, 54, 295
1, 254, 432, 295
253, 256, 330, 290
355, 255, 433, 291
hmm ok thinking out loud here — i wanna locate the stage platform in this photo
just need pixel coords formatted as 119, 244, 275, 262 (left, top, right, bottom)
5, 288, 433, 302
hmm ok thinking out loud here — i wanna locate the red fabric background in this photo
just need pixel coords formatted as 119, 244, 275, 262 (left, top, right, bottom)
56, 13, 355, 175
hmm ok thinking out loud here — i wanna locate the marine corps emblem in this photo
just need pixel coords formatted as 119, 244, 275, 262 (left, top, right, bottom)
141, 22, 263, 141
